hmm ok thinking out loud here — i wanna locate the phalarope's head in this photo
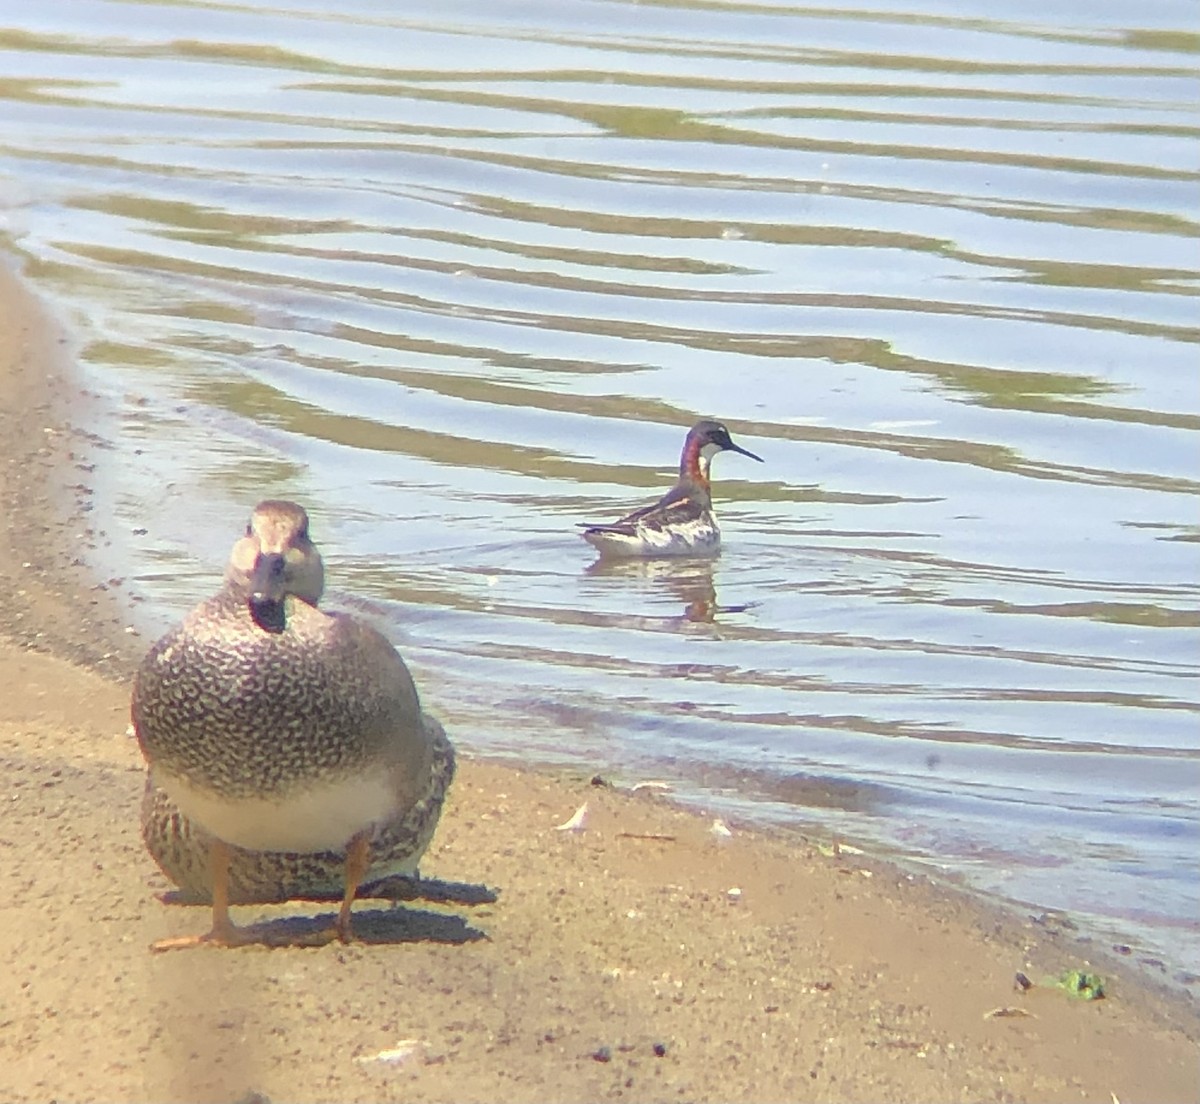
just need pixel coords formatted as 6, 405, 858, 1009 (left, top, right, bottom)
682, 419, 763, 483
226, 500, 325, 630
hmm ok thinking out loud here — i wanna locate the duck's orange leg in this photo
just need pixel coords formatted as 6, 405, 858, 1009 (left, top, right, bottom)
336, 831, 371, 943
151, 838, 256, 951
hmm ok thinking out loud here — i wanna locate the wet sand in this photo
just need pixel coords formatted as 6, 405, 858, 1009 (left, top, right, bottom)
0, 259, 1196, 1102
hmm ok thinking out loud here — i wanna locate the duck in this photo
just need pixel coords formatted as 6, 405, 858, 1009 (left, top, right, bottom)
132, 499, 454, 949
580, 419, 763, 558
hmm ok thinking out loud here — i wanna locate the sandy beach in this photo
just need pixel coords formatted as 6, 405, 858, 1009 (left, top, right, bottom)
0, 258, 1196, 1102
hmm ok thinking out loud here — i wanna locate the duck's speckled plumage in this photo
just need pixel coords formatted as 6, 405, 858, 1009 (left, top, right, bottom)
139, 724, 454, 903
132, 500, 454, 944
135, 592, 429, 805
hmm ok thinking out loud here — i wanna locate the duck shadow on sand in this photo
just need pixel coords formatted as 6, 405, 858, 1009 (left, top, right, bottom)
158, 875, 496, 947
230, 906, 487, 948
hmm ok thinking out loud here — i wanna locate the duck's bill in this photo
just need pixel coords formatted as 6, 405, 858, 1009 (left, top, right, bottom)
249, 551, 288, 604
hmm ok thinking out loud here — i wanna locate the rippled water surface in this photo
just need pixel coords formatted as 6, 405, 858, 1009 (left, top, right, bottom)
2, 0, 1198, 978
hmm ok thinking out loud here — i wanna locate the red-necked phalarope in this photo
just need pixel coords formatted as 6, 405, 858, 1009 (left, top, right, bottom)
581, 419, 763, 558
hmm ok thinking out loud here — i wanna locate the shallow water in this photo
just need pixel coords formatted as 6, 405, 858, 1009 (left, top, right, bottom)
1, 0, 1198, 980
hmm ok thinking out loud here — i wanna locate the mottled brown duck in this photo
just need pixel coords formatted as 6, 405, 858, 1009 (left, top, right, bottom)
133, 500, 454, 949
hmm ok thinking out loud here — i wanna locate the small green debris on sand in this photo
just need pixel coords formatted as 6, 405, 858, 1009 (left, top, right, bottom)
1050, 969, 1106, 1000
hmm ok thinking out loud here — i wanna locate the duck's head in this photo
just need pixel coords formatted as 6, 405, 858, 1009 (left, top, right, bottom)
226, 500, 325, 630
